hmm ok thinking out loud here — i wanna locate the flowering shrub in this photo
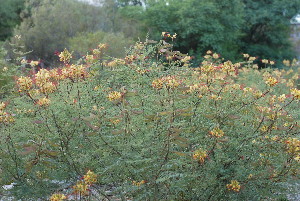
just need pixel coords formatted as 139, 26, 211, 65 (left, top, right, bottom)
0, 36, 299, 200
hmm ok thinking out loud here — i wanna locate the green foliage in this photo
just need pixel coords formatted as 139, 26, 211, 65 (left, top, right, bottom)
0, 42, 20, 99
0, 0, 25, 41
69, 31, 134, 59
0, 39, 299, 199
10, 0, 105, 63
119, 0, 300, 63
146, 0, 244, 60
241, 0, 300, 61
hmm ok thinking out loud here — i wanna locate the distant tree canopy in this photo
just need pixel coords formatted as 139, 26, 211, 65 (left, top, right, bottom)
0, 0, 25, 41
133, 0, 300, 61
241, 0, 300, 61
4, 0, 300, 64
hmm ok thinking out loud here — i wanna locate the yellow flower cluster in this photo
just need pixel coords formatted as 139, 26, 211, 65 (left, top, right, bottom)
35, 69, 51, 86
209, 127, 224, 138
283, 59, 291, 66
17, 76, 32, 91
73, 181, 89, 196
62, 64, 86, 80
59, 48, 73, 63
161, 32, 177, 40
243, 53, 249, 58
132, 180, 146, 187
291, 88, 300, 100
39, 82, 56, 94
192, 148, 208, 163
0, 102, 6, 111
72, 170, 98, 196
152, 76, 181, 90
0, 102, 14, 124
30, 60, 39, 67
49, 193, 67, 201
226, 180, 241, 192
265, 77, 278, 87
152, 78, 164, 89
84, 170, 98, 185
278, 94, 287, 102
110, 119, 121, 125
107, 59, 126, 68
85, 54, 95, 63
37, 97, 51, 107
285, 138, 300, 160
107, 91, 122, 101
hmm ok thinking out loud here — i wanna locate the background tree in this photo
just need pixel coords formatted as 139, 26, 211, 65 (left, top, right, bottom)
141, 0, 245, 60
241, 0, 300, 61
0, 0, 25, 41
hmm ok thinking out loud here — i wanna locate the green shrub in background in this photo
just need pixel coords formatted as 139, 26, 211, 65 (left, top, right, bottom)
69, 31, 134, 59
0, 38, 299, 200
0, 42, 19, 99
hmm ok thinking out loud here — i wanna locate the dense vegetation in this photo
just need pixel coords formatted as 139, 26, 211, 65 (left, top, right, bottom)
0, 37, 299, 200
0, 0, 299, 200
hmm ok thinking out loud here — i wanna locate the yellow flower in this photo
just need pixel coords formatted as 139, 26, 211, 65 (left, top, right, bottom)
17, 76, 33, 91
285, 138, 300, 155
265, 77, 278, 87
212, 53, 219, 59
0, 102, 6, 111
107, 91, 122, 101
243, 53, 249, 58
50, 193, 67, 201
206, 50, 212, 55
262, 59, 269, 64
226, 180, 241, 192
192, 148, 208, 163
92, 48, 101, 55
83, 170, 97, 185
39, 82, 56, 94
110, 119, 121, 125
249, 57, 256, 62
86, 54, 95, 63
30, 60, 39, 67
73, 181, 89, 195
37, 97, 51, 107
132, 180, 146, 187
181, 56, 192, 63
260, 125, 268, 132
164, 76, 181, 89
35, 69, 50, 86
209, 127, 224, 138
291, 88, 300, 100
59, 48, 73, 63
98, 43, 107, 49
278, 94, 286, 102
283, 59, 290, 67
0, 111, 15, 123
287, 80, 294, 87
